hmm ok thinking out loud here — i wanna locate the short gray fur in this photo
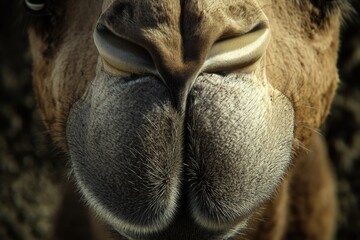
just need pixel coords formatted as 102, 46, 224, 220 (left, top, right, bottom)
67, 71, 294, 239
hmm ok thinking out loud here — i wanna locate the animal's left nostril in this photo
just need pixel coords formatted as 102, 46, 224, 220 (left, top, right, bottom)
203, 24, 271, 74
25, 0, 45, 11
93, 23, 157, 76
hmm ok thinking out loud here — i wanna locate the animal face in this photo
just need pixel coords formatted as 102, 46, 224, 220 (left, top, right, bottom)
27, 0, 348, 239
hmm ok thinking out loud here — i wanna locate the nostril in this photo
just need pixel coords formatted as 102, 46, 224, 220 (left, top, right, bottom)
93, 23, 157, 76
202, 24, 271, 74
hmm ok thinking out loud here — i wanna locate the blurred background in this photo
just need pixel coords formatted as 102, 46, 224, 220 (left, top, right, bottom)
0, 1, 359, 240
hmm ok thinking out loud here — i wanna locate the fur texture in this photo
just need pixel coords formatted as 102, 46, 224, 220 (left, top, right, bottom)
27, 0, 350, 239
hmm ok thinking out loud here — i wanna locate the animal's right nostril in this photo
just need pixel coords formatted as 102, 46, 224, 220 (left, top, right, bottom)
93, 23, 157, 76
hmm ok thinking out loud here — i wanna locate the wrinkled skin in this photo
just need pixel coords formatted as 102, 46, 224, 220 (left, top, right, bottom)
28, 0, 349, 239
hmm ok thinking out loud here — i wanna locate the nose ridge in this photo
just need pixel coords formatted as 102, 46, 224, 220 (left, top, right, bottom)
95, 0, 269, 111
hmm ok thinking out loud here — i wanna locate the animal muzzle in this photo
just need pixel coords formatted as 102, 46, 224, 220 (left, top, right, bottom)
66, 1, 295, 239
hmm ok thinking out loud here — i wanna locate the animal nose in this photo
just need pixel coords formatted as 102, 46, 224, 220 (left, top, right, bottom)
93, 1, 270, 111
94, 24, 157, 76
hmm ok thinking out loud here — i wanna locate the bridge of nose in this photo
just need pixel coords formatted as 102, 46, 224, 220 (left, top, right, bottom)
100, 0, 261, 109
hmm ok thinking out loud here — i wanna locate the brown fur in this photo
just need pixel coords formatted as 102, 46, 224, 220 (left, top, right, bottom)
246, 133, 337, 240
27, 0, 348, 239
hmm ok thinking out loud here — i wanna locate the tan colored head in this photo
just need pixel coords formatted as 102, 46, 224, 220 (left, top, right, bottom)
27, 0, 350, 239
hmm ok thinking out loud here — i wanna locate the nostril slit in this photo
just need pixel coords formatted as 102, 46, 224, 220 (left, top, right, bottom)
94, 22, 157, 76
251, 22, 267, 32
216, 22, 267, 43
203, 23, 271, 74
